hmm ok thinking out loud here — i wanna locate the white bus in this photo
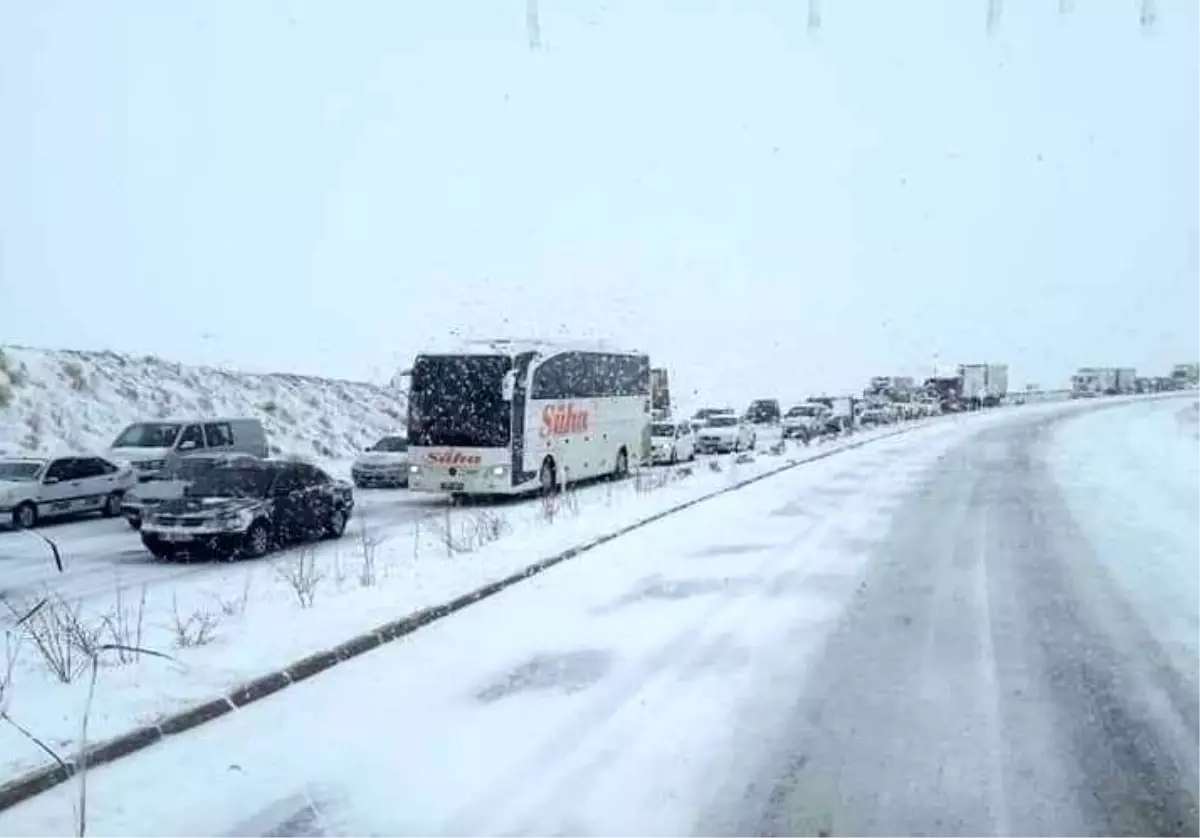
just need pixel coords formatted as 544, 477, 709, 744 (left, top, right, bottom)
405, 340, 651, 496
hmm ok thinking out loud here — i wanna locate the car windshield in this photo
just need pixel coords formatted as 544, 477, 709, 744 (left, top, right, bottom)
707, 416, 738, 428
0, 461, 44, 481
786, 406, 819, 417
112, 422, 180, 448
186, 467, 273, 498
370, 436, 409, 452
650, 423, 675, 437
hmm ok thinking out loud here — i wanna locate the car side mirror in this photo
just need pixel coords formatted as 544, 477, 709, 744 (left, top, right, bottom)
500, 370, 516, 401
43, 476, 59, 485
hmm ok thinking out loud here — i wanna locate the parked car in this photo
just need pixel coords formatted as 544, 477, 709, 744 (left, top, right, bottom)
139, 459, 353, 560
781, 403, 829, 441
696, 414, 756, 453
745, 399, 782, 425
0, 454, 137, 529
351, 435, 410, 488
859, 407, 891, 427
650, 421, 696, 464
107, 417, 268, 482
822, 413, 854, 435
689, 407, 736, 435
120, 451, 262, 530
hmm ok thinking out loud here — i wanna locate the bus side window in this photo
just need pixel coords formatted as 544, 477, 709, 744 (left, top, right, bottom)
532, 356, 568, 400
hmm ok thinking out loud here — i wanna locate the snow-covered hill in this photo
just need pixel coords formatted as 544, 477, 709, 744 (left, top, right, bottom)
0, 345, 406, 460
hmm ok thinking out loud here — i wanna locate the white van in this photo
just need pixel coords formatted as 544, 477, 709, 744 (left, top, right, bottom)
107, 417, 268, 481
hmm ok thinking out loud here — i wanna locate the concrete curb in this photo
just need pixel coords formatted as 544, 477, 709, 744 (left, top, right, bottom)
0, 426, 913, 813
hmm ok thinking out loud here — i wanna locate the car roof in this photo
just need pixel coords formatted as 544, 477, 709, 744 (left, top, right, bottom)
141, 417, 257, 425
34, 451, 111, 461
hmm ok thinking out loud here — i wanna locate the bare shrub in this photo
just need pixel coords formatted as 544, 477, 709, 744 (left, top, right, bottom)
473, 509, 510, 546
0, 380, 11, 409
430, 506, 475, 555
331, 550, 348, 591
358, 519, 382, 587
100, 586, 147, 666
169, 595, 219, 648
735, 452, 755, 465
273, 549, 323, 608
5, 594, 102, 684
214, 572, 253, 618
431, 508, 511, 553
0, 626, 19, 708
768, 441, 786, 456
708, 459, 724, 473
674, 465, 694, 479
634, 468, 671, 493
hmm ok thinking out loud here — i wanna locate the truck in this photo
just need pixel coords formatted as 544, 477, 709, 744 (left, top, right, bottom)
958, 363, 1008, 408
650, 368, 671, 419
1115, 367, 1137, 394
866, 376, 917, 399
1072, 367, 1117, 397
924, 376, 964, 412
1171, 363, 1199, 388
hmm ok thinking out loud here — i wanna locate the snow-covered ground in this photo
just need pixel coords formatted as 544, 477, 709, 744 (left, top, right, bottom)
0, 345, 406, 460
0, 422, 857, 786
0, 411, 994, 836
1047, 394, 1200, 687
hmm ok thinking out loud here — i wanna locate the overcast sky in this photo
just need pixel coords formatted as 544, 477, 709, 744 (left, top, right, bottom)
1, 0, 1196, 404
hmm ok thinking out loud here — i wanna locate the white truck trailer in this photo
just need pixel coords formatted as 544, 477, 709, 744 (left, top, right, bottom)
958, 363, 1009, 408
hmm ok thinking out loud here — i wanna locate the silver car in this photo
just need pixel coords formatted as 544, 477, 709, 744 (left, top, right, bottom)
351, 435, 410, 488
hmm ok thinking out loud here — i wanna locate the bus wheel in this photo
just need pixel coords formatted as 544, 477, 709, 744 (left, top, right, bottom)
613, 448, 629, 480
539, 458, 557, 495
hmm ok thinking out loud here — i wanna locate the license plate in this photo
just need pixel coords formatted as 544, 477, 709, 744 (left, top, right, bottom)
160, 531, 194, 543
440, 481, 465, 491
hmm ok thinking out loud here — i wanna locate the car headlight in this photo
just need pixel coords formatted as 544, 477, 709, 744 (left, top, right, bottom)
490, 465, 506, 477
215, 510, 252, 528
409, 464, 421, 474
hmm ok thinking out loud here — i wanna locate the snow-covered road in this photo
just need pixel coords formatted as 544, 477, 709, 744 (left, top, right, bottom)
0, 490, 445, 603
0, 397, 1194, 836
0, 439, 781, 606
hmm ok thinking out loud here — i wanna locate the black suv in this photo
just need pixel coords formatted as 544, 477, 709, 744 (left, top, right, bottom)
140, 460, 354, 560
745, 399, 781, 425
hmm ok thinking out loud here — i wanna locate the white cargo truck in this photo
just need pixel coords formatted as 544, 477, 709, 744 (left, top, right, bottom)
1115, 367, 1137, 394
1072, 367, 1118, 397
958, 363, 1008, 408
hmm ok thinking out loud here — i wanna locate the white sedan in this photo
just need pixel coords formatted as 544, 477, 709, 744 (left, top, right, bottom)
0, 454, 137, 529
695, 415, 757, 454
650, 421, 697, 464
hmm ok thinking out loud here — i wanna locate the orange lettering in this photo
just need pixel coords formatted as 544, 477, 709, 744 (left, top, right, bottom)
540, 403, 590, 438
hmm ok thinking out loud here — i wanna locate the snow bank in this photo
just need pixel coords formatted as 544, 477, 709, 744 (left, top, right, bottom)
0, 345, 405, 460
